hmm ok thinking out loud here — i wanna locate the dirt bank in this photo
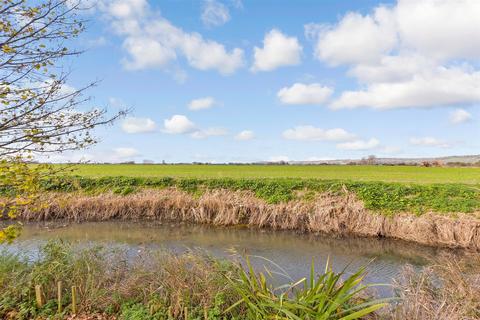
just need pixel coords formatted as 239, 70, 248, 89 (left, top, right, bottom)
16, 188, 480, 250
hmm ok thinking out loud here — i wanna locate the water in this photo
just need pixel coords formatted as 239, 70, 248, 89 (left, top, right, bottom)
1, 221, 466, 295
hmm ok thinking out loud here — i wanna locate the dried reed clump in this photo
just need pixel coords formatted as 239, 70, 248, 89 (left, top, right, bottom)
16, 188, 480, 250
388, 256, 480, 320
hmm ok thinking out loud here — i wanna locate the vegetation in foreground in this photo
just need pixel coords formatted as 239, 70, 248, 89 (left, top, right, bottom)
64, 164, 480, 185
0, 241, 386, 320
38, 175, 480, 215
1, 241, 478, 320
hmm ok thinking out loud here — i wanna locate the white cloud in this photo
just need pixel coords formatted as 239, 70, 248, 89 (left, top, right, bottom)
163, 115, 227, 139
234, 130, 255, 141
277, 83, 333, 105
308, 7, 396, 66
348, 54, 432, 84
201, 0, 230, 27
282, 126, 355, 142
188, 97, 217, 110
252, 29, 302, 72
105, 0, 147, 19
113, 147, 139, 158
309, 0, 480, 110
331, 66, 480, 110
102, 0, 244, 75
163, 115, 196, 134
311, 0, 480, 65
336, 138, 380, 151
121, 117, 157, 133
122, 35, 176, 70
190, 127, 228, 139
395, 0, 480, 60
450, 109, 472, 124
409, 137, 451, 148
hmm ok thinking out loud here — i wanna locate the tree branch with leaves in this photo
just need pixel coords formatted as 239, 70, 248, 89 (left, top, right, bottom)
0, 0, 127, 242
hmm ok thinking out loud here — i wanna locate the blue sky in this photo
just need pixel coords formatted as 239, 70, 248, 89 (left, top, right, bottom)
55, 0, 479, 163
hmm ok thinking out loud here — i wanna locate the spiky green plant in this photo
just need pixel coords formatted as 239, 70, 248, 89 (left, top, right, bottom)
225, 257, 389, 319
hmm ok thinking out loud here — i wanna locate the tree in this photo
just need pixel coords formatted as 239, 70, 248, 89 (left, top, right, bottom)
0, 0, 126, 242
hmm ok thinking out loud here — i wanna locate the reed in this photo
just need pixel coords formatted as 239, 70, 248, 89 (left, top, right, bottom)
387, 256, 480, 320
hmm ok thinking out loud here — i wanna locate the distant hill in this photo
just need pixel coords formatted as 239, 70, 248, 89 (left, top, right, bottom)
285, 155, 480, 165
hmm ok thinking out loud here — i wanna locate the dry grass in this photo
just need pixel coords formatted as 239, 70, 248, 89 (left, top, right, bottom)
388, 256, 480, 320
0, 241, 239, 319
14, 188, 480, 250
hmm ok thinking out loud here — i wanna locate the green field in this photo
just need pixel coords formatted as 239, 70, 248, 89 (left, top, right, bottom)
67, 164, 480, 184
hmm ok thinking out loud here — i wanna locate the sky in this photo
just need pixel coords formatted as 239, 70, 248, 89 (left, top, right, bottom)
53, 0, 480, 163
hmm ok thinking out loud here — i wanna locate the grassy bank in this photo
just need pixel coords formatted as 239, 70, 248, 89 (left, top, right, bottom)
18, 188, 480, 250
40, 175, 480, 215
0, 241, 386, 320
63, 164, 480, 184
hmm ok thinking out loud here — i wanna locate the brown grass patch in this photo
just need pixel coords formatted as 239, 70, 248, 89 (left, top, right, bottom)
388, 256, 480, 320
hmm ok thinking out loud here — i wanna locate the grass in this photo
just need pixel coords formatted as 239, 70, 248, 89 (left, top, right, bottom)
0, 241, 386, 320
64, 164, 480, 185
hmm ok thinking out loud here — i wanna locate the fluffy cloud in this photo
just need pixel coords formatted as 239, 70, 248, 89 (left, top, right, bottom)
277, 83, 333, 105
163, 115, 227, 139
102, 0, 244, 75
252, 29, 302, 72
336, 138, 380, 151
282, 126, 355, 142
331, 66, 480, 109
188, 97, 217, 110
410, 137, 450, 148
201, 0, 230, 27
113, 147, 139, 158
163, 115, 196, 134
308, 0, 480, 110
450, 109, 472, 124
395, 0, 480, 60
234, 130, 255, 141
307, 8, 396, 66
282, 125, 381, 151
121, 117, 157, 133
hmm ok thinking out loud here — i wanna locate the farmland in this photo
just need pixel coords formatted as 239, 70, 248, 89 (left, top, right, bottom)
66, 164, 480, 184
